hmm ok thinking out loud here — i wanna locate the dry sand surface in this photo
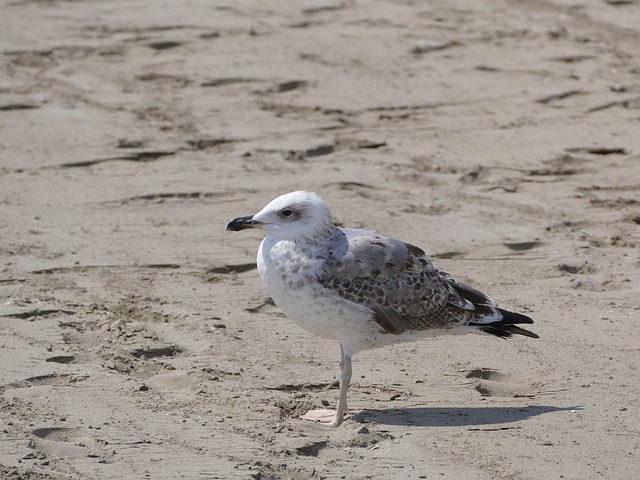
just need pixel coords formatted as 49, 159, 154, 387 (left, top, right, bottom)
2, 0, 640, 478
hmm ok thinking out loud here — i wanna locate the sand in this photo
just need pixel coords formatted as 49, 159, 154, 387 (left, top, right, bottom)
1, 0, 640, 478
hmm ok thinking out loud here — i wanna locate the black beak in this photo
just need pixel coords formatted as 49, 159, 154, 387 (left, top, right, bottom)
225, 215, 262, 231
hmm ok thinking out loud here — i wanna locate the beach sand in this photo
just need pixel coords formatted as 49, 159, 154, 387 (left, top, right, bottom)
1, 1, 639, 478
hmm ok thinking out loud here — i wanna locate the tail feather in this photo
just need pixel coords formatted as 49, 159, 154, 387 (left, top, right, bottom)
470, 308, 539, 339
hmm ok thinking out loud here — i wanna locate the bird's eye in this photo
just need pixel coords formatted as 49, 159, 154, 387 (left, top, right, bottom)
281, 209, 293, 217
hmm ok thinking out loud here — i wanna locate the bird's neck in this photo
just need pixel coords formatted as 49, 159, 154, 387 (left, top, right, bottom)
293, 224, 337, 252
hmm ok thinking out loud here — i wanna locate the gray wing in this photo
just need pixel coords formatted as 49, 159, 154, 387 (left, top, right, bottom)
317, 228, 504, 335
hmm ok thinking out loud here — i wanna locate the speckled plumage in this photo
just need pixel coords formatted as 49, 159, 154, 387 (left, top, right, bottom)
314, 227, 537, 338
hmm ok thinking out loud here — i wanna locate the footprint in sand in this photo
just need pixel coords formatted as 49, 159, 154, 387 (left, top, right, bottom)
30, 427, 106, 459
465, 368, 536, 398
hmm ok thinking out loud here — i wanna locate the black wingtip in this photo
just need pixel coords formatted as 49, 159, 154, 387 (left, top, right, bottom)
497, 307, 534, 325
470, 308, 539, 339
477, 324, 540, 339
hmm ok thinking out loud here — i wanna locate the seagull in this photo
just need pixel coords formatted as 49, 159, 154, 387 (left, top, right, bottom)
226, 191, 538, 426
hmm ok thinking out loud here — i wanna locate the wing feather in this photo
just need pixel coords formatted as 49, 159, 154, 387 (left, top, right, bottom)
317, 228, 537, 338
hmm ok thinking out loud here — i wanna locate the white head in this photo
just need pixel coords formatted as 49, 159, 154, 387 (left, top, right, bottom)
226, 191, 335, 241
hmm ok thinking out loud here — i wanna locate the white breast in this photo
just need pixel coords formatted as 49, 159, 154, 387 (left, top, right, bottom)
257, 236, 382, 354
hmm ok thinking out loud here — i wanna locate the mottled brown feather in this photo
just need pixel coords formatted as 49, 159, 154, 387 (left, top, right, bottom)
316, 228, 536, 338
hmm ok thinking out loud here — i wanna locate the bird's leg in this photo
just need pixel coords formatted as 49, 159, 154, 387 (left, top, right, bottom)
332, 343, 352, 426
300, 343, 352, 427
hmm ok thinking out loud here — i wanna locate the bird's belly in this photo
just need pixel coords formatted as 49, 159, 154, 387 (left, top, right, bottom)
257, 239, 380, 347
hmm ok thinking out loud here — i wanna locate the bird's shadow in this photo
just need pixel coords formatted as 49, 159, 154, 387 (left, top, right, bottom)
351, 405, 579, 427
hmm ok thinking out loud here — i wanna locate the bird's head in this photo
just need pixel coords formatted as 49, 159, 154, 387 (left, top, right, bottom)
225, 191, 335, 242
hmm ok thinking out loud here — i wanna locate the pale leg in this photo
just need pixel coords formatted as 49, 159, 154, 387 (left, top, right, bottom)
333, 343, 352, 426
300, 343, 352, 427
